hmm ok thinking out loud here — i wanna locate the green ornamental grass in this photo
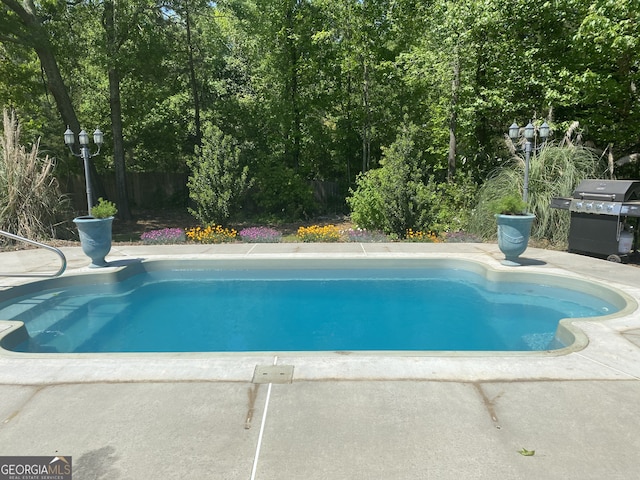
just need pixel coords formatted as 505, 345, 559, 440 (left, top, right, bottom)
470, 141, 603, 246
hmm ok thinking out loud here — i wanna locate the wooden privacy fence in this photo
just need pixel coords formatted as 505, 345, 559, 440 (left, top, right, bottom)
60, 172, 189, 211
60, 173, 339, 212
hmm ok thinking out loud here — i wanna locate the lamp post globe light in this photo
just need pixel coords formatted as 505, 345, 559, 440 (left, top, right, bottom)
64, 126, 103, 215
508, 120, 549, 204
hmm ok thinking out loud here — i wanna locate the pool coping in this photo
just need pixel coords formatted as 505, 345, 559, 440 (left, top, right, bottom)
1, 242, 640, 384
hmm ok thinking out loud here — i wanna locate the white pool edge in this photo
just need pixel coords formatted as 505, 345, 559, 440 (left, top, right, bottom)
1, 243, 639, 384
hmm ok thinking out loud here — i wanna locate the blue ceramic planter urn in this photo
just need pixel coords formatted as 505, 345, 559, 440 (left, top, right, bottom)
495, 214, 535, 265
73, 216, 114, 267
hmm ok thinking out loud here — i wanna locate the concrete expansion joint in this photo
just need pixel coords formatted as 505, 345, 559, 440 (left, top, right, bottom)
249, 355, 280, 480
574, 352, 640, 381
473, 382, 503, 429
0, 385, 44, 427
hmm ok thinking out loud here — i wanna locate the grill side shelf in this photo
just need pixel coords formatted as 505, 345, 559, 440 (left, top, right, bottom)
551, 197, 571, 210
621, 202, 640, 217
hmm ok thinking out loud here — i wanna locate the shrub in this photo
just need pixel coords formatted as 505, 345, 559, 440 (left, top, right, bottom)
141, 228, 186, 244
238, 226, 282, 243
347, 123, 477, 237
253, 161, 315, 221
348, 124, 430, 237
347, 168, 387, 233
422, 171, 478, 234
187, 124, 252, 224
297, 224, 341, 242
0, 109, 69, 240
185, 225, 237, 243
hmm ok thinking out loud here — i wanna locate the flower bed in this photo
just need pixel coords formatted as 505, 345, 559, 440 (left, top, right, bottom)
405, 229, 440, 243
140, 228, 186, 244
137, 217, 480, 245
185, 225, 237, 243
238, 226, 282, 243
297, 224, 342, 242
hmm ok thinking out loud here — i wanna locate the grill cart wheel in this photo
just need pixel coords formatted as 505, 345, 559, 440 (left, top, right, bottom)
607, 254, 622, 263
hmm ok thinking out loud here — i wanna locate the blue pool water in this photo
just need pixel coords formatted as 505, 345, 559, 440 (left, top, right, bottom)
0, 262, 621, 353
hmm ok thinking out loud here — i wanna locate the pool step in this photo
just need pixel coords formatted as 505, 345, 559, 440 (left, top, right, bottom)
24, 293, 132, 353
0, 293, 95, 336
51, 300, 130, 352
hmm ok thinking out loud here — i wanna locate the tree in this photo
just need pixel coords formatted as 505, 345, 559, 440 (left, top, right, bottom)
0, 1, 79, 135
101, 0, 132, 219
161, 0, 211, 149
573, 0, 640, 152
187, 124, 252, 223
0, 0, 108, 208
348, 123, 431, 236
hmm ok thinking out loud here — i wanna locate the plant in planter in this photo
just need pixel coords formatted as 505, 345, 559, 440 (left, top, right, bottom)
489, 194, 535, 265
73, 198, 118, 267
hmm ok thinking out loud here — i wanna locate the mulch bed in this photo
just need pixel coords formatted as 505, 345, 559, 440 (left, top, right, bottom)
1, 209, 354, 250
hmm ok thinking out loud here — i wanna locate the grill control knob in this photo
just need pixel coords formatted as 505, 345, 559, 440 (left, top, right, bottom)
607, 204, 615, 212
596, 203, 604, 211
586, 202, 593, 210
576, 201, 583, 210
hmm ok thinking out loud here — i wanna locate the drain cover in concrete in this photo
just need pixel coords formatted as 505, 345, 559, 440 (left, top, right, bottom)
252, 365, 294, 384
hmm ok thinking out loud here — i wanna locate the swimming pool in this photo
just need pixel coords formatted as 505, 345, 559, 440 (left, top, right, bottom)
0, 258, 627, 354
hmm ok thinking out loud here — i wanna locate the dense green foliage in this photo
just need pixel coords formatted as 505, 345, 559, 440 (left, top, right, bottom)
349, 125, 428, 236
348, 124, 478, 236
187, 124, 252, 223
1, 0, 638, 230
252, 162, 316, 221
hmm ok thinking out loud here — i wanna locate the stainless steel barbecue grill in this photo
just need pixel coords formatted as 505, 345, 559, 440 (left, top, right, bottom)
551, 179, 640, 261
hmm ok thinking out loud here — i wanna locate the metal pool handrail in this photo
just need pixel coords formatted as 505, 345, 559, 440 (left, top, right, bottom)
0, 229, 67, 277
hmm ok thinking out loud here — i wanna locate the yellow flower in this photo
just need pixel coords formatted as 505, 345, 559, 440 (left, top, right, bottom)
405, 228, 441, 243
185, 224, 237, 243
297, 224, 342, 242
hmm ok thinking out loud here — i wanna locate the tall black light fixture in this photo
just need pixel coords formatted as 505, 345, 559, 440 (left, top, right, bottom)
508, 120, 550, 203
64, 127, 103, 214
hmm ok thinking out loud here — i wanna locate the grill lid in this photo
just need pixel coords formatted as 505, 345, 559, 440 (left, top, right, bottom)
572, 179, 640, 202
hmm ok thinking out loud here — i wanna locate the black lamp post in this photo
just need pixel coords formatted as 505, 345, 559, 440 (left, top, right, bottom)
508, 120, 549, 203
64, 127, 103, 214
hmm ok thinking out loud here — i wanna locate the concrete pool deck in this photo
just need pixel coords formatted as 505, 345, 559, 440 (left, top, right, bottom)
1, 243, 639, 479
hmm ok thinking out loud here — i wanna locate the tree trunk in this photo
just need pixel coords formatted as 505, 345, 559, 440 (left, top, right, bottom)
448, 50, 460, 182
33, 45, 79, 134
104, 0, 131, 220
284, 2, 301, 170
108, 67, 132, 220
184, 1, 202, 147
474, 37, 489, 163
2, 0, 106, 209
361, 59, 371, 173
